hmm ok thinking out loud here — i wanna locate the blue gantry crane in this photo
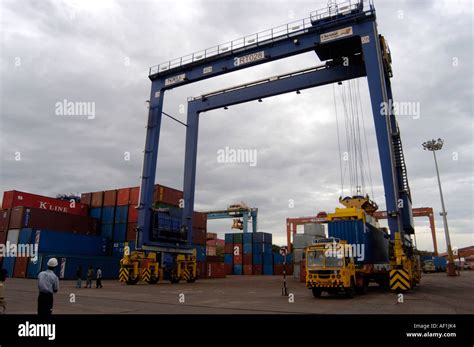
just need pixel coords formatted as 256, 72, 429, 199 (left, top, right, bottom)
128, 0, 419, 291
204, 203, 258, 233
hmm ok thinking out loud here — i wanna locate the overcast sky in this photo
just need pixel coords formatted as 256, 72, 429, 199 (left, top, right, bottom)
0, 0, 472, 252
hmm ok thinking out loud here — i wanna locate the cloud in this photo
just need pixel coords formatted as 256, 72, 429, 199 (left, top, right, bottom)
1, 0, 472, 252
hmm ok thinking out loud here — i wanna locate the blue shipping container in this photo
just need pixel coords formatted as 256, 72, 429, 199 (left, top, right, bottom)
273, 254, 284, 265
224, 254, 233, 264
33, 230, 108, 256
27, 255, 44, 279
263, 264, 273, 275
113, 223, 127, 242
101, 224, 113, 239
263, 244, 272, 254
101, 206, 115, 224
2, 257, 15, 277
434, 256, 447, 271
263, 233, 272, 244
224, 234, 233, 244
89, 208, 102, 220
328, 220, 389, 264
111, 241, 134, 258
243, 233, 253, 244
18, 228, 33, 245
233, 264, 243, 275
253, 243, 264, 254
193, 245, 206, 262
243, 243, 253, 254
253, 232, 264, 243
252, 254, 262, 265
114, 206, 128, 224
263, 253, 273, 265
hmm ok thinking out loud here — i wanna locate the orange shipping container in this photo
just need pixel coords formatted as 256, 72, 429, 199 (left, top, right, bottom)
129, 187, 140, 206
91, 191, 104, 208
253, 265, 262, 275
128, 206, 138, 223
103, 190, 117, 207
117, 188, 131, 206
224, 264, 232, 275
234, 254, 242, 264
273, 264, 284, 276
206, 262, 226, 278
243, 265, 253, 275
126, 223, 137, 241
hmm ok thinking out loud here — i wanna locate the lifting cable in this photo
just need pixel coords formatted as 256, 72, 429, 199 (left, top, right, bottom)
335, 79, 375, 199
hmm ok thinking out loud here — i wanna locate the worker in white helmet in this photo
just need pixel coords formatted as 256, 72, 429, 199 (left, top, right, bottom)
37, 258, 59, 316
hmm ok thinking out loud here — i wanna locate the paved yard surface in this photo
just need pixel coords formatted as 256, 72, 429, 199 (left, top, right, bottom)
3, 272, 473, 314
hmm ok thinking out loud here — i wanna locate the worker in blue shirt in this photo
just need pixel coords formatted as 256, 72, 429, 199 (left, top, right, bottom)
37, 258, 59, 316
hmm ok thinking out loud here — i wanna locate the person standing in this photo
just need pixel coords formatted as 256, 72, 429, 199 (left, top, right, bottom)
37, 258, 59, 316
86, 266, 94, 288
96, 267, 103, 288
76, 266, 83, 289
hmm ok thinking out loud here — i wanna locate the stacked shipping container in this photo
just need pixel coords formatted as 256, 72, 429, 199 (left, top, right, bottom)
223, 232, 291, 275
292, 223, 325, 282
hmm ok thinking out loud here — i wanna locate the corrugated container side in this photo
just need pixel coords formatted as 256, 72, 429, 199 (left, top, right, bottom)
91, 191, 104, 208
40, 255, 121, 280
253, 232, 264, 243
233, 243, 242, 256
126, 223, 137, 241
285, 264, 294, 275
80, 193, 92, 206
253, 243, 264, 254
304, 223, 325, 237
233, 264, 243, 275
263, 253, 273, 265
233, 255, 242, 264
101, 207, 115, 225
129, 187, 140, 205
300, 261, 306, 283
89, 207, 102, 221
224, 264, 232, 275
263, 232, 272, 244
233, 233, 243, 244
243, 233, 253, 244
273, 254, 284, 265
194, 245, 206, 262
2, 256, 16, 277
100, 224, 112, 240
33, 230, 108, 256
273, 264, 284, 275
243, 243, 253, 254
263, 264, 273, 275
113, 223, 127, 242
114, 205, 128, 224
116, 188, 130, 206
224, 254, 233, 264
252, 254, 262, 265
224, 234, 233, 244
224, 244, 233, 254
243, 254, 252, 265
128, 206, 138, 223
252, 264, 262, 275
243, 265, 253, 275
0, 209, 11, 232
13, 257, 28, 278
206, 262, 226, 278
27, 255, 43, 279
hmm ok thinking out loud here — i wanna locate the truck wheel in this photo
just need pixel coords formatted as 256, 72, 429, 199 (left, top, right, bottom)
312, 288, 322, 298
186, 277, 196, 283
170, 277, 180, 284
345, 280, 355, 298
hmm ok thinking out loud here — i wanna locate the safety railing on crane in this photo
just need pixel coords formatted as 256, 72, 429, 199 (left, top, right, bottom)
149, 0, 373, 77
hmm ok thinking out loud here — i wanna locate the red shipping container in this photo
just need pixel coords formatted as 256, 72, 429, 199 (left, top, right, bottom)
206, 262, 226, 278
192, 212, 207, 229
285, 264, 294, 275
126, 223, 137, 241
196, 261, 206, 278
80, 193, 92, 206
300, 261, 306, 283
233, 254, 242, 264
91, 191, 104, 208
2, 190, 88, 216
192, 228, 206, 245
103, 190, 117, 207
13, 257, 28, 278
0, 209, 11, 232
128, 205, 138, 223
8, 206, 96, 234
224, 244, 233, 254
253, 265, 262, 275
243, 265, 253, 275
117, 188, 131, 206
273, 264, 284, 276
243, 254, 252, 265
224, 264, 232, 275
129, 187, 140, 205
153, 185, 183, 206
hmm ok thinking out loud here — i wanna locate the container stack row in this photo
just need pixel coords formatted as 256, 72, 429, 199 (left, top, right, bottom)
0, 190, 117, 279
223, 232, 293, 276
